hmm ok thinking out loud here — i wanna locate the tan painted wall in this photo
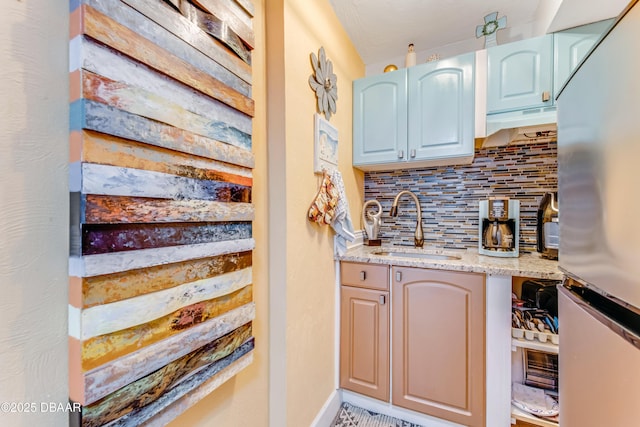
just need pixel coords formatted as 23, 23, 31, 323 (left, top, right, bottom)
282, 1, 364, 426
0, 1, 70, 426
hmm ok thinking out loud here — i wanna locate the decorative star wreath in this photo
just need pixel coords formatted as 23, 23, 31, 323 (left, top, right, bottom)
309, 47, 338, 120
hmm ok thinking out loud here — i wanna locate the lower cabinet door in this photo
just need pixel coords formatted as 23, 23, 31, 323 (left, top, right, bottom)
392, 267, 485, 426
340, 285, 390, 401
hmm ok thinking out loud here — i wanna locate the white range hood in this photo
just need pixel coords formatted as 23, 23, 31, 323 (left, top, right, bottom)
480, 122, 558, 147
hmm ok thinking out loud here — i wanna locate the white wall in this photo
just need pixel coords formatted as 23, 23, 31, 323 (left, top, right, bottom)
365, 0, 625, 76
547, 0, 628, 32
0, 1, 69, 426
365, 21, 547, 76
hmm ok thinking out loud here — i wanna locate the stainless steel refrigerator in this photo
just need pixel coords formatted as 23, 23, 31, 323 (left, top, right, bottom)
556, 0, 640, 425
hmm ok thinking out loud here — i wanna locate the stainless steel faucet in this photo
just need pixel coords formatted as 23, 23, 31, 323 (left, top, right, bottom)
390, 190, 424, 248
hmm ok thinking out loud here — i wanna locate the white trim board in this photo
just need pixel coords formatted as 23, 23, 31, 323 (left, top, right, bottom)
334, 260, 341, 390
310, 389, 342, 427
485, 274, 513, 427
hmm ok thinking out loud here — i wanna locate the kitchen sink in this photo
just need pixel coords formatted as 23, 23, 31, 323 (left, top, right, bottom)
371, 250, 462, 261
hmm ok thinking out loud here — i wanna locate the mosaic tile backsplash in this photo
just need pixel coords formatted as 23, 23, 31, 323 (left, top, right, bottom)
364, 141, 557, 253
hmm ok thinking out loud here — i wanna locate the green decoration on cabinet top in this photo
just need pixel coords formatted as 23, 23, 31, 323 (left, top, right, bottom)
476, 12, 507, 49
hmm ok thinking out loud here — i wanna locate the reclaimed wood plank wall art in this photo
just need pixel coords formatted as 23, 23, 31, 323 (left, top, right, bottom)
68, 0, 255, 425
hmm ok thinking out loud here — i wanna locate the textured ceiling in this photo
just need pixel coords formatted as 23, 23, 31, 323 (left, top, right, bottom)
328, 0, 628, 65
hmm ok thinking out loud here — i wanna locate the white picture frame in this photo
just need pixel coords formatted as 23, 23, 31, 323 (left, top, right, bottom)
314, 113, 338, 174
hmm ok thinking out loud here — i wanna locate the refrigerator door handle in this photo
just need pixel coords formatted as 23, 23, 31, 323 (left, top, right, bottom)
559, 281, 640, 351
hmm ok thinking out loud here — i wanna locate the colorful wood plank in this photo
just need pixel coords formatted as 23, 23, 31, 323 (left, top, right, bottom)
139, 352, 253, 427
71, 38, 251, 135
70, 100, 254, 168
74, 251, 252, 308
71, 340, 254, 426
121, 0, 251, 84
75, 69, 251, 149
69, 238, 255, 277
79, 5, 254, 116
82, 222, 252, 255
225, 0, 254, 26
81, 285, 252, 374
68, 0, 256, 423
70, 303, 254, 405
73, 267, 251, 340
179, 0, 251, 64
101, 340, 254, 427
72, 130, 252, 187
70, 0, 251, 96
81, 194, 254, 224
75, 163, 252, 202
82, 324, 252, 427
164, 0, 180, 11
233, 0, 255, 18
191, 0, 255, 49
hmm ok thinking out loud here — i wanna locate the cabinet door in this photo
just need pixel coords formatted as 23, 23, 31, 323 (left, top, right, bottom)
408, 52, 475, 162
487, 35, 554, 114
353, 70, 407, 166
554, 19, 613, 93
392, 267, 485, 426
340, 286, 389, 401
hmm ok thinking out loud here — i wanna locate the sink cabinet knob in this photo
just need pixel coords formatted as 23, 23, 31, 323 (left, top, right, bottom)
396, 271, 402, 282
359, 271, 366, 281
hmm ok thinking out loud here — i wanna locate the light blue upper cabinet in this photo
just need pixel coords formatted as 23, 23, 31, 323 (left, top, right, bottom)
408, 52, 475, 163
554, 19, 614, 94
353, 52, 475, 170
487, 35, 554, 114
353, 69, 407, 166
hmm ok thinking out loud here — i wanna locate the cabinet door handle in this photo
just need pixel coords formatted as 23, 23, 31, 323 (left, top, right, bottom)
396, 271, 402, 282
398, 150, 404, 159
410, 149, 416, 158
379, 295, 386, 305
359, 271, 366, 281
542, 91, 551, 102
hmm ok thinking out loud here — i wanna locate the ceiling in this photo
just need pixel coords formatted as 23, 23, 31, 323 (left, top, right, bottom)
328, 0, 629, 67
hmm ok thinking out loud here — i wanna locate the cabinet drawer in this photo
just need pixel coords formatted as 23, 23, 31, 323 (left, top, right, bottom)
341, 262, 389, 291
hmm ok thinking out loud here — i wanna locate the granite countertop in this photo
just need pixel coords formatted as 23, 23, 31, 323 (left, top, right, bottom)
339, 244, 563, 280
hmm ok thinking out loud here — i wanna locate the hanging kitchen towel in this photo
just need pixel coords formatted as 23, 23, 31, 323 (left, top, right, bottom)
308, 170, 339, 225
328, 169, 355, 256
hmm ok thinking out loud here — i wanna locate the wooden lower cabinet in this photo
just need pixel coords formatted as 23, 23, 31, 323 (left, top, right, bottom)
340, 285, 390, 401
392, 267, 486, 427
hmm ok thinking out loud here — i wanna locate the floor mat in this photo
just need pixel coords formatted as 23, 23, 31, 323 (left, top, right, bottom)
330, 402, 423, 427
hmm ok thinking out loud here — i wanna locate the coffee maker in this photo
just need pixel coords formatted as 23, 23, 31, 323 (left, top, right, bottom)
479, 197, 520, 257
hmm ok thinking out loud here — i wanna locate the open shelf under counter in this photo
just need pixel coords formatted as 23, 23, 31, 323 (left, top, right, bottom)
511, 328, 559, 354
511, 337, 559, 354
511, 404, 559, 427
